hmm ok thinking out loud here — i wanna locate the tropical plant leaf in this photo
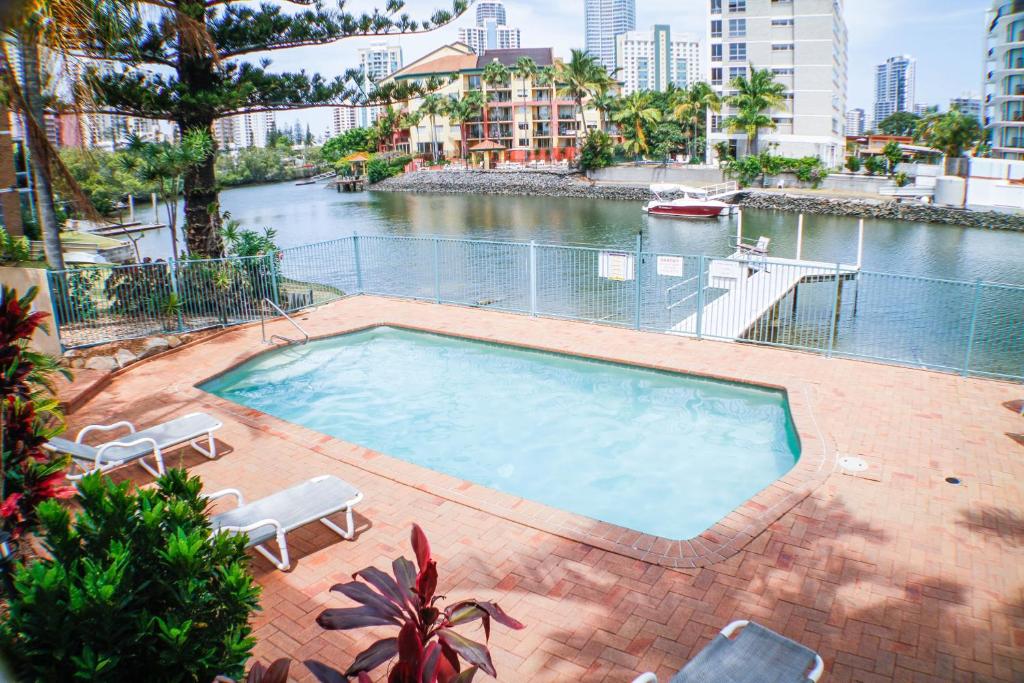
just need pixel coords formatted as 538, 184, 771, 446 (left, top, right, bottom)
411, 523, 431, 570
316, 606, 402, 630
304, 660, 348, 683
437, 631, 495, 677
331, 580, 405, 620
354, 565, 416, 616
344, 637, 399, 675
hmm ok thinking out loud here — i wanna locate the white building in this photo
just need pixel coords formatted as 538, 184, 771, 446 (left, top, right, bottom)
707, 0, 848, 166
331, 106, 359, 137
213, 111, 276, 149
615, 26, 702, 95
950, 95, 982, 121
457, 0, 521, 55
984, 1, 1024, 159
845, 108, 865, 136
914, 103, 937, 117
357, 43, 403, 128
584, 0, 636, 73
874, 55, 916, 124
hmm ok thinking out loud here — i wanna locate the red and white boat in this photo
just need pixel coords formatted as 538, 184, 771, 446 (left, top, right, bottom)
642, 183, 735, 219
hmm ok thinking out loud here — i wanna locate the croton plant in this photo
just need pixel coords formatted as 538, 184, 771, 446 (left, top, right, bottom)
0, 286, 74, 538
306, 524, 524, 682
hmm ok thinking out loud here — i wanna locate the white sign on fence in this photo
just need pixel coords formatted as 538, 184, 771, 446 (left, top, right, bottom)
656, 255, 684, 278
599, 251, 635, 281
708, 259, 743, 289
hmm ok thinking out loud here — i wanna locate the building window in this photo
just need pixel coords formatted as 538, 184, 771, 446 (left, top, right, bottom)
711, 0, 722, 14
711, 20, 722, 38
712, 44, 723, 62
711, 67, 723, 86
772, 67, 795, 76
729, 19, 746, 37
729, 43, 746, 61
729, 66, 747, 81
772, 18, 794, 26
728, 0, 746, 11
772, 43, 795, 51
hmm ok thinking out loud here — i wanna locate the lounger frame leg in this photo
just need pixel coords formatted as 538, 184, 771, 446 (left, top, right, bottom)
254, 530, 291, 571
320, 506, 355, 540
190, 430, 218, 459
137, 447, 165, 478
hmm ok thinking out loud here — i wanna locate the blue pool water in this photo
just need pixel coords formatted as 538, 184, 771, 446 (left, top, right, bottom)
200, 327, 800, 539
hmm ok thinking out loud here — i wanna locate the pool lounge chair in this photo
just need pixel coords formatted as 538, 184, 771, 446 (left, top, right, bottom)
207, 475, 364, 571
45, 412, 222, 481
631, 620, 824, 683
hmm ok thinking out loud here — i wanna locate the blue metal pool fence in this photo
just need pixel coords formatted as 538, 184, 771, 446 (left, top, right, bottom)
45, 234, 1024, 381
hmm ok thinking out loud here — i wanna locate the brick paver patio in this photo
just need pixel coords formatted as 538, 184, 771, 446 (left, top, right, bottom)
65, 297, 1024, 682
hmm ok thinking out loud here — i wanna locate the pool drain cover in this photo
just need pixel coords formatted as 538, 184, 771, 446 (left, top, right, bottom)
838, 456, 868, 473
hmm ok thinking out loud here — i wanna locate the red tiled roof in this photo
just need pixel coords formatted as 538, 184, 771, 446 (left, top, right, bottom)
398, 54, 478, 77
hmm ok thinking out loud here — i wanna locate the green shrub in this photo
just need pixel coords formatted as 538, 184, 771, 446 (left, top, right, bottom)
0, 227, 31, 263
722, 153, 827, 189
894, 171, 910, 187
0, 470, 261, 681
845, 156, 862, 173
367, 154, 412, 184
863, 155, 887, 176
577, 130, 614, 171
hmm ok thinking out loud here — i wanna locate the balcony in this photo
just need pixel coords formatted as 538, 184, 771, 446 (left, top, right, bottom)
557, 123, 579, 137
488, 92, 512, 103
532, 91, 552, 102
534, 123, 551, 136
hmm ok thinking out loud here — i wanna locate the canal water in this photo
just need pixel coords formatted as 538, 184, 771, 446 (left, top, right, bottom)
217, 181, 1024, 379
220, 180, 1024, 285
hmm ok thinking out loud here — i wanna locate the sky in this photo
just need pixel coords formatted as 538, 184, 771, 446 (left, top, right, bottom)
259, 0, 994, 136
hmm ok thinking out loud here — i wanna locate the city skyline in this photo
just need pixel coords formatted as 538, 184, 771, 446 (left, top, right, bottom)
201, 0, 991, 136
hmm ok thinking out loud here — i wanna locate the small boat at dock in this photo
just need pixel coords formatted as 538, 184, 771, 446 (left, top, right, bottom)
642, 183, 738, 219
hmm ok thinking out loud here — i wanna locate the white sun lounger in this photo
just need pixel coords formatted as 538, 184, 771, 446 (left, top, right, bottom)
632, 620, 824, 683
45, 412, 222, 481
207, 475, 364, 571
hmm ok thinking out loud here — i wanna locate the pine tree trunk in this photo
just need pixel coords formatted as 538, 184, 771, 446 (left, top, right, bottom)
18, 35, 63, 269
175, 1, 224, 258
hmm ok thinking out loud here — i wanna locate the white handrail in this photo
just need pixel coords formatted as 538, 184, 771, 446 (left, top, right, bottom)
260, 298, 309, 345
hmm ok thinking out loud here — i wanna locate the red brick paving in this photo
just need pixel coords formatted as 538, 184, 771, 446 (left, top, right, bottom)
66, 297, 1024, 681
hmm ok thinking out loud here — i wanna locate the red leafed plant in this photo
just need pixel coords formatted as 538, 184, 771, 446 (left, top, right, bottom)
306, 524, 524, 683
0, 287, 74, 538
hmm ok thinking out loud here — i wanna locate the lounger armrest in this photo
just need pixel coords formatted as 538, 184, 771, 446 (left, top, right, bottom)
720, 620, 750, 638
630, 674, 658, 683
205, 488, 245, 507
808, 655, 825, 682
76, 420, 137, 444
216, 518, 283, 536
95, 437, 160, 468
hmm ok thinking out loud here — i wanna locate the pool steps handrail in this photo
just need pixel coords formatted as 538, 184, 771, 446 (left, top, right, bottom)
260, 298, 310, 346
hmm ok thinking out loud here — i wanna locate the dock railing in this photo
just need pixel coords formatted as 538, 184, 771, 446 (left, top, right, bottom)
46, 234, 1024, 381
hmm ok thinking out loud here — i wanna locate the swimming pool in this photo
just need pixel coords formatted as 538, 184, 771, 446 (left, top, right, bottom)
200, 326, 801, 539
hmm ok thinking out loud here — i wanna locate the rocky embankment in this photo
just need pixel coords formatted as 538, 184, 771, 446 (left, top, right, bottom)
374, 170, 1024, 231
374, 169, 651, 200
734, 192, 1024, 231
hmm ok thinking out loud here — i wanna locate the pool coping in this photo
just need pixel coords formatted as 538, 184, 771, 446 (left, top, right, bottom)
196, 318, 837, 569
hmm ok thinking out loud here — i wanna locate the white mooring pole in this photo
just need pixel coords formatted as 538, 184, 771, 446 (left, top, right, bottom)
152, 192, 159, 223
736, 209, 743, 248
796, 213, 804, 261
856, 218, 865, 269
128, 194, 135, 221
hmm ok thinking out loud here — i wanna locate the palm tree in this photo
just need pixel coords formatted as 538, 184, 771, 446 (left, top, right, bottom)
722, 66, 786, 157
511, 56, 537, 156
555, 49, 604, 148
418, 94, 446, 162
445, 92, 484, 162
671, 82, 721, 161
612, 91, 662, 161
915, 109, 983, 174
119, 130, 213, 259
481, 60, 510, 145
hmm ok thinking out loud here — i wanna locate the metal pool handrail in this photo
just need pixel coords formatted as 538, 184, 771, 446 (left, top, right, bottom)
260, 298, 309, 346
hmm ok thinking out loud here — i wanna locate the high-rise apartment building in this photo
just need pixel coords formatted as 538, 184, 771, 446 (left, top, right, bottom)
357, 42, 403, 127
873, 55, 916, 124
331, 106, 359, 137
983, 1, 1024, 159
707, 0, 848, 165
213, 111, 276, 149
616, 26, 702, 95
458, 0, 521, 54
845, 108, 865, 136
584, 0, 636, 73
950, 95, 982, 122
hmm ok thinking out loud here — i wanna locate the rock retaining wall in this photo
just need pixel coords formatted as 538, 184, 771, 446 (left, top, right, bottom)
374, 170, 1024, 231
374, 170, 652, 201
732, 192, 1024, 231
